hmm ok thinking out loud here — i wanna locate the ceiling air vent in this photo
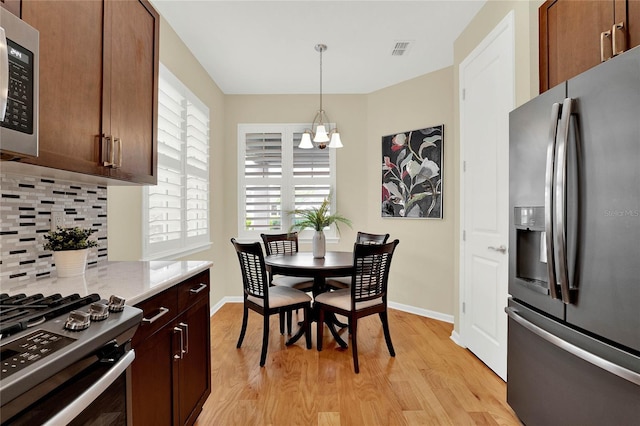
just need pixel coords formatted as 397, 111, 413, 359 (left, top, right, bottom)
391, 41, 412, 56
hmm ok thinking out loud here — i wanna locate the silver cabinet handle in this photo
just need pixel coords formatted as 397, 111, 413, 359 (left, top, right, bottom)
554, 98, 573, 304
103, 135, 115, 167
506, 307, 640, 386
115, 136, 122, 168
141, 307, 169, 324
612, 22, 626, 56
179, 322, 189, 355
600, 30, 612, 62
189, 283, 208, 294
488, 245, 507, 254
545, 102, 561, 299
43, 350, 136, 426
0, 27, 8, 121
173, 326, 184, 360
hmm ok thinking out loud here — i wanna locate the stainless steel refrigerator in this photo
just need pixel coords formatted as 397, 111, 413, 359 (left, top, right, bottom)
507, 46, 640, 425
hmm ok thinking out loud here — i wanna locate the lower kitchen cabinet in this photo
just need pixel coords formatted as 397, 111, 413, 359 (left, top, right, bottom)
131, 271, 211, 426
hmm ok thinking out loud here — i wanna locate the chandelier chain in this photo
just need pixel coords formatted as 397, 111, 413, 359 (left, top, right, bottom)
319, 45, 323, 113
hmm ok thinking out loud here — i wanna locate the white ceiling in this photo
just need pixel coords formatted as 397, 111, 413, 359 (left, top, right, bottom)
150, 0, 486, 94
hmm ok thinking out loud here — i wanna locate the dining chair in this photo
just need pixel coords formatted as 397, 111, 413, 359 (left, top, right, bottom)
315, 239, 399, 373
261, 232, 315, 334
231, 238, 312, 367
325, 231, 390, 290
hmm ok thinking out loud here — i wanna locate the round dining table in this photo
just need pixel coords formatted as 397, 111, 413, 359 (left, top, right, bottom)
264, 251, 353, 295
264, 251, 353, 347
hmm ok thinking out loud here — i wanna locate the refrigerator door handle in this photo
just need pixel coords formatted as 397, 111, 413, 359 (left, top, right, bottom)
554, 98, 573, 304
544, 102, 561, 299
506, 307, 640, 386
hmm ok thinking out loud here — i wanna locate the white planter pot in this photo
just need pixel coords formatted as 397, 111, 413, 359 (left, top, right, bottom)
312, 230, 326, 259
53, 248, 89, 277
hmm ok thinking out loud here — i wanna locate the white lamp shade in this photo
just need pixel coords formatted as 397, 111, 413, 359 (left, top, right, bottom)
299, 132, 314, 149
328, 132, 343, 148
313, 125, 329, 143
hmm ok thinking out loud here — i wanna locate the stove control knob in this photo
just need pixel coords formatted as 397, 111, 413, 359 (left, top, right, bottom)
89, 302, 110, 321
64, 311, 91, 331
108, 295, 126, 312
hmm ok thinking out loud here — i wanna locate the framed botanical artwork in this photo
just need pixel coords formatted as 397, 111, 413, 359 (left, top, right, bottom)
381, 125, 443, 218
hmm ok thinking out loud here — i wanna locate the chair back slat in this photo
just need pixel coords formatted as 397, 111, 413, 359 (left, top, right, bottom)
351, 240, 399, 304
261, 232, 299, 255
231, 239, 268, 301
356, 231, 390, 245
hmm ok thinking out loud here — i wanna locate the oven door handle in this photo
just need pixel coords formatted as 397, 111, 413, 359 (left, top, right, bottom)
42, 349, 136, 426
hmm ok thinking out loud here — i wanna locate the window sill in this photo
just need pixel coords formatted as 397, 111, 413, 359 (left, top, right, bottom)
143, 242, 212, 261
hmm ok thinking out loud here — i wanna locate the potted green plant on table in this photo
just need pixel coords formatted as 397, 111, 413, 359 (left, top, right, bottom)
288, 195, 351, 258
44, 226, 98, 277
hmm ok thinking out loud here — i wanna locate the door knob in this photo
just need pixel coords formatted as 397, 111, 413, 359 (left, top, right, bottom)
488, 245, 507, 254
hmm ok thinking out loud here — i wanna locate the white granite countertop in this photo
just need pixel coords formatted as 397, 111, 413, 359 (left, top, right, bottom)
0, 261, 212, 306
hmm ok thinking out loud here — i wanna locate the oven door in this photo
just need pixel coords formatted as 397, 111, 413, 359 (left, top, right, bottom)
1, 343, 135, 426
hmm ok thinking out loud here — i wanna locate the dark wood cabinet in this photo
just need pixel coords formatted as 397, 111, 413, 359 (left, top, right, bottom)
0, 0, 20, 16
20, 0, 158, 184
131, 271, 211, 426
539, 0, 640, 92
176, 296, 211, 426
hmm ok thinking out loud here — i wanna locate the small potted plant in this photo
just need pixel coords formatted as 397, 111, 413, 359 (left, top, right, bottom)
44, 226, 98, 277
288, 195, 351, 258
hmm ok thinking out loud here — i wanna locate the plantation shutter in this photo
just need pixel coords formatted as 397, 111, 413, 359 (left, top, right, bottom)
145, 64, 210, 259
238, 125, 336, 240
243, 132, 283, 232
291, 131, 331, 224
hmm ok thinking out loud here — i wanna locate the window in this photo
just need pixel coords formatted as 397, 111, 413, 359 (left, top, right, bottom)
237, 124, 337, 241
143, 64, 210, 259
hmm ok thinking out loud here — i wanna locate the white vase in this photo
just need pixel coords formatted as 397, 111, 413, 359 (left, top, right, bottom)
54, 248, 89, 277
312, 230, 326, 259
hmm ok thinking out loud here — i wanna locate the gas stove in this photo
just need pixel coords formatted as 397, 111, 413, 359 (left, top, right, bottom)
0, 292, 109, 338
0, 292, 142, 423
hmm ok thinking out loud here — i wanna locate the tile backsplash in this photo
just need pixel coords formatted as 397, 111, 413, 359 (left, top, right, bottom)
0, 172, 108, 282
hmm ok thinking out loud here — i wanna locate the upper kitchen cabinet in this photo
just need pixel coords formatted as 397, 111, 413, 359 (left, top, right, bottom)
539, 0, 640, 92
21, 0, 159, 184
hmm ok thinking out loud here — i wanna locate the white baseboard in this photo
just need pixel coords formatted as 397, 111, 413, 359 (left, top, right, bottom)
449, 330, 466, 348
210, 296, 242, 316
210, 297, 455, 326
387, 301, 454, 324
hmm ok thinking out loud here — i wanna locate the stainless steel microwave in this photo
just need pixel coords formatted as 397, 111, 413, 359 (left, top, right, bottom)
0, 7, 38, 158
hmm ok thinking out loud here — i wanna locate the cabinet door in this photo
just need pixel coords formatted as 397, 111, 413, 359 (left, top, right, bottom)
0, 0, 20, 16
539, 0, 615, 92
21, 0, 106, 176
104, 0, 159, 184
624, 0, 640, 50
176, 297, 211, 426
131, 324, 180, 426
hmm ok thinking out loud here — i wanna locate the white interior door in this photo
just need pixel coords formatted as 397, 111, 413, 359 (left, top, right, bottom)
459, 12, 514, 381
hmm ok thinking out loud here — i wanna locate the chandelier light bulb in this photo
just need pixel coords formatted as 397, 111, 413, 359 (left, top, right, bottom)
328, 132, 343, 148
314, 125, 329, 143
299, 132, 314, 149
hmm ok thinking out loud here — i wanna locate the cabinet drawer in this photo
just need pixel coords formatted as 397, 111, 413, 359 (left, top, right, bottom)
133, 286, 178, 345
177, 271, 210, 312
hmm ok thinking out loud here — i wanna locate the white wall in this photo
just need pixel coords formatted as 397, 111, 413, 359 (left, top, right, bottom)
451, 0, 544, 330
108, 1, 544, 322
108, 16, 227, 305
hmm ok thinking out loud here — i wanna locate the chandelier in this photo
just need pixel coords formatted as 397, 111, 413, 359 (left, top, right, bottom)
299, 44, 343, 149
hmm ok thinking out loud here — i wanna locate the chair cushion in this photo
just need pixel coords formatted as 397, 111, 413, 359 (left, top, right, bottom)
248, 285, 312, 309
271, 274, 314, 290
314, 288, 382, 312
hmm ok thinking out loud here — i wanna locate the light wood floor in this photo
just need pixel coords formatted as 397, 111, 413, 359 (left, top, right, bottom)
195, 303, 520, 425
